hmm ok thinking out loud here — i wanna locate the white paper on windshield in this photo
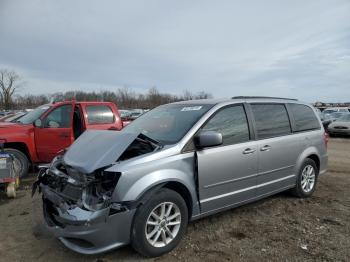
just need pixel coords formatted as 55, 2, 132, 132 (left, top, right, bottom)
181, 106, 203, 111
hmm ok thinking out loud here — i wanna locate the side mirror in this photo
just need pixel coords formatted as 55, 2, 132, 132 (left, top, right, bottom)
195, 131, 223, 148
34, 119, 42, 128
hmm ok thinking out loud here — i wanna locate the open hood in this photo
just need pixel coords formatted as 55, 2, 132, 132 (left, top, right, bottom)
63, 130, 140, 174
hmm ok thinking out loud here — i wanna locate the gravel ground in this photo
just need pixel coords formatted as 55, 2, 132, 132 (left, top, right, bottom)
0, 138, 349, 262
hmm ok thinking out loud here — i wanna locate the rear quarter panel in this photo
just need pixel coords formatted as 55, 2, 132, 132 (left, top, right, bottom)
294, 129, 328, 176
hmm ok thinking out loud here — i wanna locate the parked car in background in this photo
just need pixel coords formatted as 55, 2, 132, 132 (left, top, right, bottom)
321, 112, 349, 131
119, 109, 133, 126
327, 113, 350, 136
0, 101, 123, 177
130, 109, 145, 120
0, 110, 13, 117
36, 97, 327, 257
322, 107, 349, 115
0, 111, 27, 123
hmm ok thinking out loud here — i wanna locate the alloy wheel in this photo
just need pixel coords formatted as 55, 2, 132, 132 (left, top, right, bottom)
301, 165, 316, 193
145, 202, 181, 248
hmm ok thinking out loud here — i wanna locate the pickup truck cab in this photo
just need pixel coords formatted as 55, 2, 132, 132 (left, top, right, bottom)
0, 101, 123, 177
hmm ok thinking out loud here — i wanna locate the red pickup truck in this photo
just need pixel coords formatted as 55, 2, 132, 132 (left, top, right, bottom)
0, 101, 123, 177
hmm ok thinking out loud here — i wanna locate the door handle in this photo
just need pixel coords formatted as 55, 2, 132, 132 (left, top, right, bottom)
243, 148, 256, 154
108, 127, 118, 130
260, 145, 272, 151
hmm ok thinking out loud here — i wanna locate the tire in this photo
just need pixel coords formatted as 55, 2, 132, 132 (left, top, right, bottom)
131, 188, 188, 257
291, 158, 318, 198
4, 148, 30, 178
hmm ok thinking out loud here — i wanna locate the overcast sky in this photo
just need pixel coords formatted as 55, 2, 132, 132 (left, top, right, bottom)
1, 0, 349, 102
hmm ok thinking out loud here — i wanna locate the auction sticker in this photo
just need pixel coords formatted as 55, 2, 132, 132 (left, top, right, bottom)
181, 106, 203, 111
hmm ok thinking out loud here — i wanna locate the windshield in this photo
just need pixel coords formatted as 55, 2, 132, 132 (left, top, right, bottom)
123, 103, 213, 145
338, 114, 350, 122
323, 109, 337, 114
331, 112, 345, 119
16, 105, 51, 124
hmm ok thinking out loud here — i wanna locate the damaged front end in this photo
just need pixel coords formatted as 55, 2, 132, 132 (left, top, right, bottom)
32, 131, 162, 254
39, 156, 122, 220
33, 156, 135, 254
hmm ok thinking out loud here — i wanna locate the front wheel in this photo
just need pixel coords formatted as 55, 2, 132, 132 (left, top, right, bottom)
131, 188, 188, 257
291, 158, 318, 198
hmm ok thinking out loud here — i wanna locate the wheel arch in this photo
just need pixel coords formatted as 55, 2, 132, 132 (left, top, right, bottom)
4, 142, 32, 163
163, 181, 193, 220
295, 147, 321, 176
306, 154, 320, 172
115, 169, 200, 219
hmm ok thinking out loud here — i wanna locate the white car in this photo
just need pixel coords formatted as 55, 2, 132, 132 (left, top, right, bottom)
322, 107, 349, 115
327, 114, 350, 136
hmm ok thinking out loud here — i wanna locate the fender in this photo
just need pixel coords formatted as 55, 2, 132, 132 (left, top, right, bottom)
113, 168, 200, 218
0, 124, 37, 162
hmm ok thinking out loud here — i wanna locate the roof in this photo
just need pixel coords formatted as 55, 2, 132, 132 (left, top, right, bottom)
52, 100, 115, 105
171, 96, 302, 106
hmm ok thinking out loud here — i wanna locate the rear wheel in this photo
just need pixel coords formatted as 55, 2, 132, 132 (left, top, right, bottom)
131, 188, 188, 257
291, 158, 318, 198
4, 148, 29, 178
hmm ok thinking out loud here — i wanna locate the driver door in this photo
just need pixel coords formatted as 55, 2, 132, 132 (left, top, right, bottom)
35, 103, 74, 162
197, 104, 258, 214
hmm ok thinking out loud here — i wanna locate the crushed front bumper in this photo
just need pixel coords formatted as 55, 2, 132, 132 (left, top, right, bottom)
41, 185, 136, 255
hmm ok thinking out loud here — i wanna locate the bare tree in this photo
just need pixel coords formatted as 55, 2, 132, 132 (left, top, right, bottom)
182, 90, 194, 100
0, 69, 21, 110
11, 88, 213, 110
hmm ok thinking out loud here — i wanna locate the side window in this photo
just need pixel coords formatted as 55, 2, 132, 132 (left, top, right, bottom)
44, 105, 72, 128
251, 104, 291, 139
289, 104, 320, 131
86, 105, 114, 124
201, 105, 250, 146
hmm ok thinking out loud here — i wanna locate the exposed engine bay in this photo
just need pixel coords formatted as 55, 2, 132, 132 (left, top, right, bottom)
32, 133, 162, 214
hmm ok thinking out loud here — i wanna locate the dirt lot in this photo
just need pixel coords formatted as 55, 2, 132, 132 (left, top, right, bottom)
0, 138, 349, 262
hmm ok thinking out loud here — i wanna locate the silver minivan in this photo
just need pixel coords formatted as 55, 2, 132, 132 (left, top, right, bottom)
35, 97, 328, 257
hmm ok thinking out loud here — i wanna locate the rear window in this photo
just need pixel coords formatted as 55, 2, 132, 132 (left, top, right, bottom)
289, 104, 320, 131
251, 104, 291, 139
86, 105, 114, 124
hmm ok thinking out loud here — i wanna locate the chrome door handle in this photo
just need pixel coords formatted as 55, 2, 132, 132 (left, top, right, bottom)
260, 145, 272, 151
243, 148, 256, 154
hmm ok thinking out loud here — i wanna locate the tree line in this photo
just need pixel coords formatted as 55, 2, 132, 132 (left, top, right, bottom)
0, 69, 212, 110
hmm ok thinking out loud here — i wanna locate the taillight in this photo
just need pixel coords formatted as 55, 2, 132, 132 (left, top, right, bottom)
324, 132, 329, 148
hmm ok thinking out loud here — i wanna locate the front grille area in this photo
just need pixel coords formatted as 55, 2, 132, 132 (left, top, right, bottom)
334, 126, 348, 129
60, 183, 83, 202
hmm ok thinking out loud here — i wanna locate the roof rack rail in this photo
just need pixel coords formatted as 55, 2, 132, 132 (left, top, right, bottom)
231, 96, 298, 101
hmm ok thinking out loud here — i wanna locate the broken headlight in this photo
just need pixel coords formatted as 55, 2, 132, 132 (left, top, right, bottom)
81, 171, 121, 211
